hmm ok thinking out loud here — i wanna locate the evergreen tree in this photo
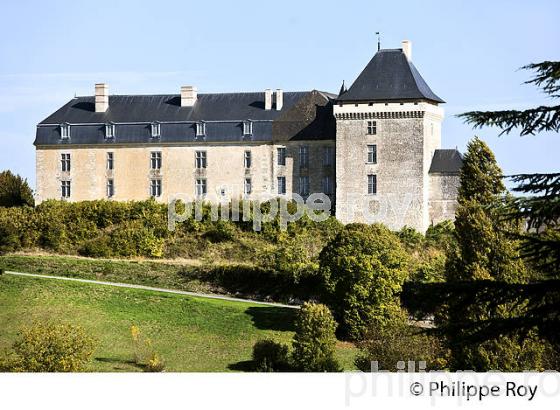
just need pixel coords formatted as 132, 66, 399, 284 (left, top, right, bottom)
403, 62, 560, 370
447, 137, 526, 282
0, 170, 34, 208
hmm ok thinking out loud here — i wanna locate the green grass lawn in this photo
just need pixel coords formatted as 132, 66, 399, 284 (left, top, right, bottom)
0, 273, 357, 371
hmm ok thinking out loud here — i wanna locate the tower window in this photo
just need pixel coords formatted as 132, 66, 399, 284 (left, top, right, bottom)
244, 178, 252, 195
299, 145, 309, 168
150, 179, 162, 197
243, 121, 253, 136
60, 124, 70, 139
195, 151, 207, 169
323, 176, 333, 195
151, 122, 161, 138
299, 176, 310, 198
323, 146, 334, 166
367, 174, 377, 195
277, 176, 286, 195
367, 121, 377, 135
150, 151, 162, 170
107, 179, 114, 198
105, 123, 115, 139
244, 150, 252, 168
107, 152, 114, 170
277, 147, 286, 166
61, 153, 71, 172
367, 145, 377, 164
196, 122, 206, 137
61, 180, 71, 198
195, 178, 207, 197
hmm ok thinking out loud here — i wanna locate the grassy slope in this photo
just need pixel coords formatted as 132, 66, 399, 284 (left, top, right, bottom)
0, 254, 213, 293
0, 273, 357, 371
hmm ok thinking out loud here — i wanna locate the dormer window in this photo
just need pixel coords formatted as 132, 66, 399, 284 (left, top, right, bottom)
196, 122, 206, 137
151, 122, 161, 138
105, 123, 115, 139
60, 123, 70, 140
243, 120, 253, 136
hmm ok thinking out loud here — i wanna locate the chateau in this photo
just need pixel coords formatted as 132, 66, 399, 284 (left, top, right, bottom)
34, 40, 462, 232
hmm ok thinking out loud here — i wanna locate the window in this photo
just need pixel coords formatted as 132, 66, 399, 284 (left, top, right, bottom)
244, 150, 252, 168
195, 178, 207, 197
367, 120, 377, 135
323, 176, 333, 195
105, 123, 115, 139
196, 122, 206, 137
150, 179, 162, 197
368, 174, 377, 195
244, 178, 252, 195
367, 144, 377, 164
61, 180, 71, 198
107, 179, 114, 198
243, 121, 253, 136
299, 145, 309, 168
60, 124, 70, 139
299, 176, 310, 197
61, 153, 71, 172
107, 152, 114, 170
151, 122, 161, 138
277, 147, 286, 166
277, 176, 286, 195
323, 146, 334, 166
195, 151, 207, 169
150, 151, 162, 170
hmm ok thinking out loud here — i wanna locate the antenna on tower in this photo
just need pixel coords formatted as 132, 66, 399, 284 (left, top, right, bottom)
376, 32, 381, 51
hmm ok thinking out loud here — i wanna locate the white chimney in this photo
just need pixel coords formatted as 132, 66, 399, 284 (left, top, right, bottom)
402, 40, 412, 60
181, 85, 197, 107
95, 83, 109, 112
275, 89, 283, 111
264, 89, 272, 110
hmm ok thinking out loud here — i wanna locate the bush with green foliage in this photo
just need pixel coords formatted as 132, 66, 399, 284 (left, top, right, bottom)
356, 319, 449, 372
291, 302, 340, 372
319, 223, 409, 339
252, 339, 291, 372
1, 321, 97, 372
0, 170, 34, 208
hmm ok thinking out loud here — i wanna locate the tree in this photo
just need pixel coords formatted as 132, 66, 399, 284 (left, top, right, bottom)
403, 62, 560, 370
1, 321, 97, 372
319, 223, 409, 340
0, 170, 34, 207
292, 302, 340, 372
446, 137, 526, 282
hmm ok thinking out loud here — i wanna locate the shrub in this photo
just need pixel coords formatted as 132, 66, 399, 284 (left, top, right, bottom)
319, 223, 409, 339
2, 321, 97, 372
252, 339, 291, 372
203, 220, 237, 243
397, 226, 424, 250
130, 325, 165, 372
292, 302, 340, 372
0, 170, 34, 207
355, 319, 449, 372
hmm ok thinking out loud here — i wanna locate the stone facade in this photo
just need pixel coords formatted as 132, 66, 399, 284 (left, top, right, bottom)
35, 141, 336, 204
334, 102, 444, 232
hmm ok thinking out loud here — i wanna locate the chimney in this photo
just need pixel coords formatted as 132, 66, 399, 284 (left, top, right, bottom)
264, 89, 272, 110
275, 89, 283, 111
402, 40, 412, 60
95, 83, 109, 112
181, 85, 197, 107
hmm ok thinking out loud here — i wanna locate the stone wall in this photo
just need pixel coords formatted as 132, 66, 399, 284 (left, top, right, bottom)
428, 173, 460, 225
35, 141, 335, 205
333, 101, 444, 232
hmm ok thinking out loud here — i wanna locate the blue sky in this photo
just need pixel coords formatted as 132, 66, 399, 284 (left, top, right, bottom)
1, 0, 559, 188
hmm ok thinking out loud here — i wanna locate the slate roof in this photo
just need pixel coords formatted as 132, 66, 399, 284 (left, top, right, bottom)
429, 149, 463, 174
35, 91, 336, 146
337, 49, 444, 103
